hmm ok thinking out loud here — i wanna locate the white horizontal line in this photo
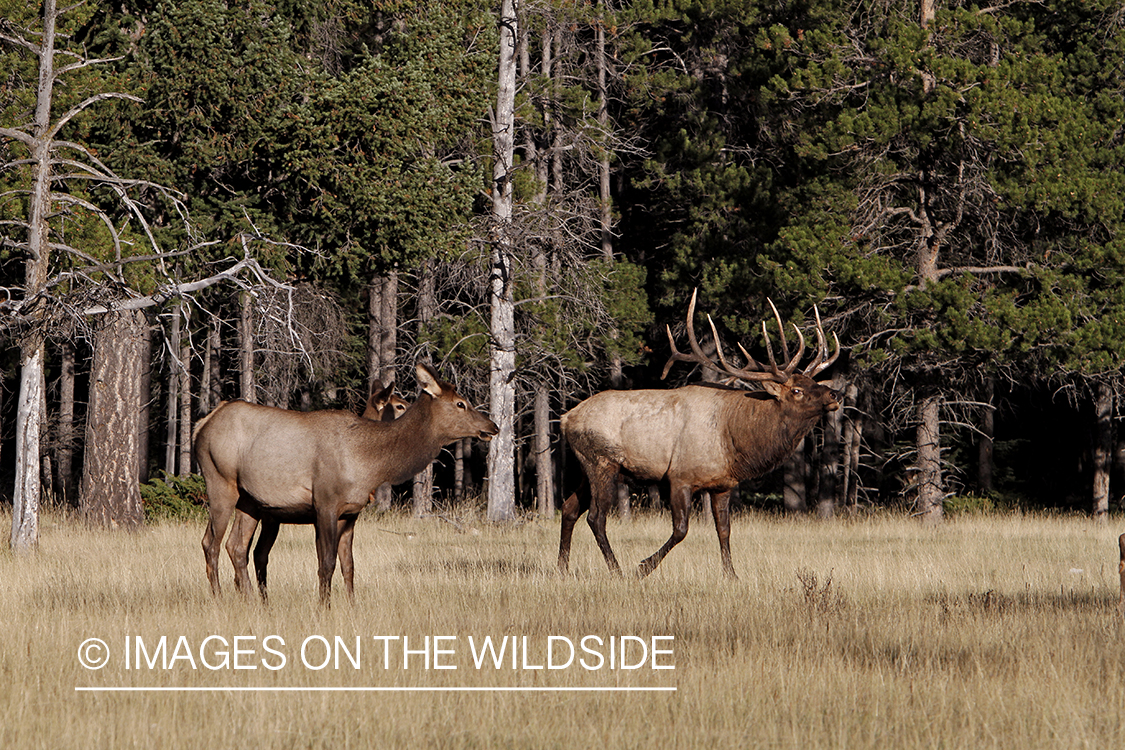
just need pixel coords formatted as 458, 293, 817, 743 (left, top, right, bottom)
76, 686, 676, 693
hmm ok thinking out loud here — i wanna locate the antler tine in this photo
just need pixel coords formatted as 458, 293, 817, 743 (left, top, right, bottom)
787, 323, 806, 375
766, 299, 791, 366
803, 306, 841, 376
662, 288, 722, 380
664, 289, 791, 382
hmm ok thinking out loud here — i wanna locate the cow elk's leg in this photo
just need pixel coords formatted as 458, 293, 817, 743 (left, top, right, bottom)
253, 519, 280, 602
201, 480, 238, 597
709, 489, 738, 579
557, 480, 591, 575
337, 516, 357, 602
637, 482, 692, 578
225, 512, 258, 596
587, 464, 623, 576
313, 508, 342, 606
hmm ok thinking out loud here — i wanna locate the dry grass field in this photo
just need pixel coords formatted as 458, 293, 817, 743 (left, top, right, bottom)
1, 507, 1124, 749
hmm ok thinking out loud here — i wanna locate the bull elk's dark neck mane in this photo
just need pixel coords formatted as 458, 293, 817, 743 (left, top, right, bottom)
725, 395, 823, 481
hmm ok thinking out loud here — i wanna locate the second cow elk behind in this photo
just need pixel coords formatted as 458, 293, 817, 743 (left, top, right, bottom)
559, 291, 841, 579
193, 362, 497, 605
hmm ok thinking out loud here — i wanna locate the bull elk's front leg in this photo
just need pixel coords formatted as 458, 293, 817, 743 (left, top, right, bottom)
637, 482, 691, 578
709, 490, 738, 579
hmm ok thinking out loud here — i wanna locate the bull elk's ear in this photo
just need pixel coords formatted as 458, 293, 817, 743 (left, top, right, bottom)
416, 362, 444, 398
757, 380, 786, 401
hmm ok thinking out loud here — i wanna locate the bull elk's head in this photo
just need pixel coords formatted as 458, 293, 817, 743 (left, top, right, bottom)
662, 289, 842, 411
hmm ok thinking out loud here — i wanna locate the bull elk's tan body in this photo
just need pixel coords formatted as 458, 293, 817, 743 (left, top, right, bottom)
559, 292, 841, 579
193, 363, 496, 604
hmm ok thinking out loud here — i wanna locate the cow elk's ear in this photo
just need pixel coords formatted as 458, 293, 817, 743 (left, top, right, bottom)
416, 362, 444, 398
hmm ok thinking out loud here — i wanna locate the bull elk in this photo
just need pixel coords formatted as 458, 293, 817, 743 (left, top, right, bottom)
221, 380, 410, 602
193, 363, 497, 604
559, 290, 841, 579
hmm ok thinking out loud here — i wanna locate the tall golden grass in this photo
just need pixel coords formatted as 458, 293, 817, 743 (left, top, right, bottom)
1, 507, 1123, 749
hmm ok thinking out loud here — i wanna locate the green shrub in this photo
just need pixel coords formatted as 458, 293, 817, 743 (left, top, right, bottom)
140, 472, 208, 522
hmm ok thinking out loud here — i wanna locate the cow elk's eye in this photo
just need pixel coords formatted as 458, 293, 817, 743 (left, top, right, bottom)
456, 401, 467, 410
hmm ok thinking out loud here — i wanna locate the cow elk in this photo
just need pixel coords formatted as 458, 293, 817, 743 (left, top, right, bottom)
193, 363, 497, 605
221, 379, 410, 602
559, 290, 841, 579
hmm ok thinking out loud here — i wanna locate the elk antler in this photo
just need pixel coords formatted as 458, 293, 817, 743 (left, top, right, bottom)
661, 290, 840, 383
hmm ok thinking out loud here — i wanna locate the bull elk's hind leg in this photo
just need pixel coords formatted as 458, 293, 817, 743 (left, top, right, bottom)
558, 479, 591, 575
637, 482, 692, 578
709, 489, 738, 579
586, 462, 624, 576
253, 519, 280, 602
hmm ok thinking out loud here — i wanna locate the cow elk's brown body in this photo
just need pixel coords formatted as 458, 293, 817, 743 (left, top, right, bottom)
558, 292, 841, 579
221, 380, 410, 602
194, 363, 497, 604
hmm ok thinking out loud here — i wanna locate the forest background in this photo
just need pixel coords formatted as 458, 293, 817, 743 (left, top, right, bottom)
3, 0, 1125, 548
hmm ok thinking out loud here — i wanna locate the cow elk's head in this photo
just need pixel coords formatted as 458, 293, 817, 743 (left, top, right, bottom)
416, 362, 499, 442
662, 289, 841, 415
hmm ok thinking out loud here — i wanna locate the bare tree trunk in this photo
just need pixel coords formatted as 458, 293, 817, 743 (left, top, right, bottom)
178, 303, 193, 476
454, 439, 465, 503
782, 447, 807, 512
239, 291, 255, 403
534, 385, 554, 517
1093, 382, 1113, 521
371, 271, 399, 511
817, 378, 843, 518
487, 0, 519, 523
413, 262, 435, 517
164, 309, 180, 474
137, 319, 153, 483
57, 341, 76, 506
841, 383, 863, 510
11, 348, 44, 552
978, 378, 995, 494
367, 276, 382, 393
915, 394, 944, 523
80, 309, 147, 528
10, 0, 59, 552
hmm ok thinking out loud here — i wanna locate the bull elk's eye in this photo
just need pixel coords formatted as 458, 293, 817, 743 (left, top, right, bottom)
791, 387, 804, 397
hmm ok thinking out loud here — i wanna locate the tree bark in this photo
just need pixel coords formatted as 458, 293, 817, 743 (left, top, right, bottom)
783, 446, 807, 512
486, 0, 519, 523
80, 309, 147, 528
534, 385, 554, 517
413, 262, 435, 518
164, 308, 180, 474
238, 291, 255, 403
178, 302, 193, 476
978, 378, 995, 494
57, 341, 76, 506
915, 394, 944, 523
841, 383, 863, 510
10, 0, 59, 553
1093, 382, 1113, 521
817, 377, 844, 517
11, 348, 44, 552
